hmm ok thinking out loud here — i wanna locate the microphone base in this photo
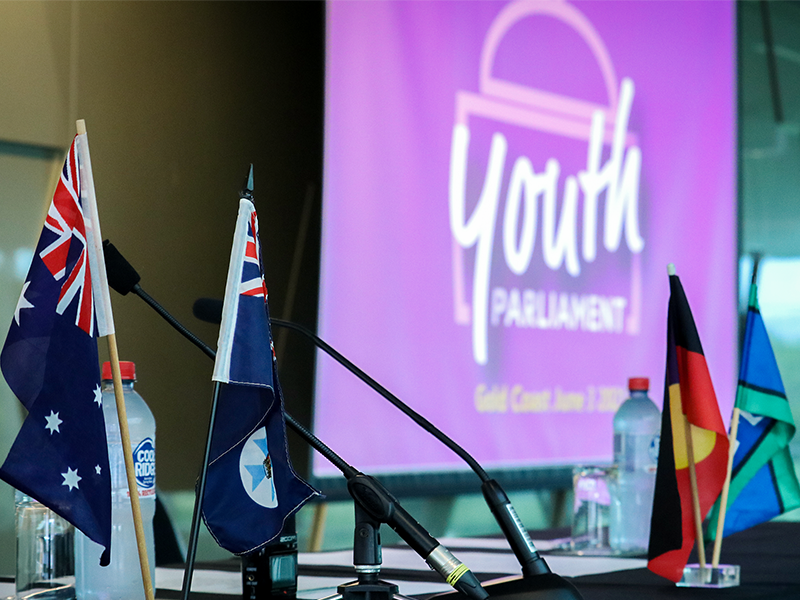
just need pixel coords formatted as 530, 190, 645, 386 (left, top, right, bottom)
320, 579, 416, 600
428, 574, 583, 600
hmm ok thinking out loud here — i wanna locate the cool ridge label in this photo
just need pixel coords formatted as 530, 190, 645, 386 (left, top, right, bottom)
134, 437, 156, 496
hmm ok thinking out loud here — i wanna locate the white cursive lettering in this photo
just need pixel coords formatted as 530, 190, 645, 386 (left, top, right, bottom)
450, 78, 643, 365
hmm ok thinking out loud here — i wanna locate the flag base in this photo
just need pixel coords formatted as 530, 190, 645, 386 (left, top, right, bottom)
676, 564, 740, 588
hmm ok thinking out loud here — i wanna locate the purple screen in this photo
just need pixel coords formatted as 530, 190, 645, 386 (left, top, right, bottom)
314, 0, 737, 477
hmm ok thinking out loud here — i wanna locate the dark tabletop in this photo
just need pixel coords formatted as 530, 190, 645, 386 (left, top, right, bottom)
566, 521, 800, 600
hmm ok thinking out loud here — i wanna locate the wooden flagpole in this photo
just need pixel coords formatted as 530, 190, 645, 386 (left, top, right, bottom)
77, 120, 155, 600
712, 408, 741, 568
711, 254, 760, 569
669, 264, 706, 577
106, 333, 155, 600
682, 414, 707, 574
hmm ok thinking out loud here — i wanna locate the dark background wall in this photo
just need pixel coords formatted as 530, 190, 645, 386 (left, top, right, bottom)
81, 1, 326, 488
0, 1, 325, 496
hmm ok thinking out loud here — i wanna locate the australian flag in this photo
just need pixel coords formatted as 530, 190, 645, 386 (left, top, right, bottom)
202, 195, 318, 555
0, 135, 112, 564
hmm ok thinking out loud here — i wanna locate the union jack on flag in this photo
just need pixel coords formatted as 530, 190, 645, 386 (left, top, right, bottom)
40, 139, 95, 334
241, 210, 268, 299
0, 133, 113, 565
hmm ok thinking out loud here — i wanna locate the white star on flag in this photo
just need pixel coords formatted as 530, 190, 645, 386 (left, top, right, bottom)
13, 281, 34, 326
44, 411, 62, 434
740, 410, 764, 427
93, 385, 103, 407
95, 465, 102, 475
61, 467, 82, 491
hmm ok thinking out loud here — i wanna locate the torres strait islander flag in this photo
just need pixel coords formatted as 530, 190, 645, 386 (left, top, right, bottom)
707, 272, 800, 539
647, 268, 729, 582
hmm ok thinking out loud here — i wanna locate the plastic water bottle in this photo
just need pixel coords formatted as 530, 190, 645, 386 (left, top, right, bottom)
74, 361, 156, 600
609, 377, 660, 554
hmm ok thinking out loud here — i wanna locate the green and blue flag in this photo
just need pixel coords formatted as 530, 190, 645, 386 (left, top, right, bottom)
710, 276, 800, 538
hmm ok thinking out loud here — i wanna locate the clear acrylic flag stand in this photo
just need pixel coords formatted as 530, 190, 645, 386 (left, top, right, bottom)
677, 564, 740, 588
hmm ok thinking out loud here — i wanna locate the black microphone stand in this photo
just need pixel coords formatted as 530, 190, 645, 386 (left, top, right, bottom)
192, 297, 584, 599
267, 318, 583, 600
101, 241, 486, 600
338, 501, 407, 600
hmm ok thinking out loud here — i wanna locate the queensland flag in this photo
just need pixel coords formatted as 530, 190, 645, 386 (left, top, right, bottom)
202, 194, 318, 555
708, 275, 800, 538
0, 134, 112, 564
647, 269, 729, 582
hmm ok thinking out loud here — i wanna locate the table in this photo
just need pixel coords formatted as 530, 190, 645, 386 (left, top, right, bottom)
568, 521, 800, 600
157, 521, 800, 599
3, 521, 797, 599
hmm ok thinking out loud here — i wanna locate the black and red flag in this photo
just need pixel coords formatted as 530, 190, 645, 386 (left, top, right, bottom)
647, 270, 729, 582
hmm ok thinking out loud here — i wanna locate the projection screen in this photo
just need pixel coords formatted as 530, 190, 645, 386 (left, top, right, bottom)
313, 0, 737, 486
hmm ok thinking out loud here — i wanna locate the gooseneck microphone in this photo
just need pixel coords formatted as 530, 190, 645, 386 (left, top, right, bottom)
102, 240, 488, 600
192, 297, 583, 600
103, 241, 213, 360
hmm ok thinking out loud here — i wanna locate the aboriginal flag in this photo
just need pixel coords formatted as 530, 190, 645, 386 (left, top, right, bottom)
647, 271, 729, 582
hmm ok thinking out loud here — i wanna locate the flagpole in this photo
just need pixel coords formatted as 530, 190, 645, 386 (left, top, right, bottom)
76, 120, 155, 600
107, 332, 156, 600
180, 380, 223, 600
682, 414, 707, 573
711, 254, 761, 569
667, 264, 707, 575
711, 408, 740, 568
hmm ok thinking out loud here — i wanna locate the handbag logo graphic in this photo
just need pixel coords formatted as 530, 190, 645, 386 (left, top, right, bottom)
449, 0, 644, 365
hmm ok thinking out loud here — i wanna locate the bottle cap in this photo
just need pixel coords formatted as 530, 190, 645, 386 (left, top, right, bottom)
628, 377, 649, 391
101, 361, 136, 381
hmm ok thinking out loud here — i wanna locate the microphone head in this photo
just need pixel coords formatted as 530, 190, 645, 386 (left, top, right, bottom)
103, 240, 141, 295
193, 298, 223, 325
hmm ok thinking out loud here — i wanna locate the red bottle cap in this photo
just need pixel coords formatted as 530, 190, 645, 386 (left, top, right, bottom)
628, 377, 649, 391
101, 361, 136, 381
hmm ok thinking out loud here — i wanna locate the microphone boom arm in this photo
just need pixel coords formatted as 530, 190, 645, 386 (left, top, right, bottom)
103, 242, 487, 600
269, 318, 549, 577
270, 319, 488, 479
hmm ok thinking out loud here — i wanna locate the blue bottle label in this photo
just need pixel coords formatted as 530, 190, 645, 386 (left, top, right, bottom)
133, 437, 156, 494
648, 434, 661, 465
